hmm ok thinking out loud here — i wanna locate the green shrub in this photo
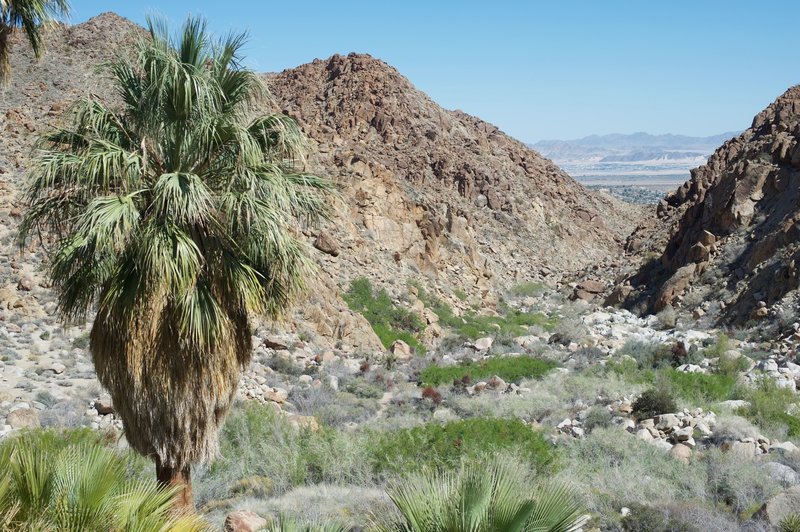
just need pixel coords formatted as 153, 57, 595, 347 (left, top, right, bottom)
0, 430, 206, 530
376, 457, 583, 532
617, 340, 674, 370
738, 378, 800, 437
780, 514, 800, 532
343, 278, 426, 353
508, 282, 548, 298
583, 406, 614, 433
196, 402, 372, 504
621, 504, 696, 532
343, 379, 384, 399
411, 281, 557, 341
665, 370, 738, 405
632, 388, 677, 420
367, 418, 555, 476
420, 356, 556, 386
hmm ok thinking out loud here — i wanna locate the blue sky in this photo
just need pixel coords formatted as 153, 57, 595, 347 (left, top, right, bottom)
67, 1, 799, 142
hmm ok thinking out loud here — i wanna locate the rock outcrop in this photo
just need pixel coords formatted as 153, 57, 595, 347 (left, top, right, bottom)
621, 86, 800, 324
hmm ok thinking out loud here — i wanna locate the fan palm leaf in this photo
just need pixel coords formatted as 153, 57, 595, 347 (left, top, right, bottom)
378, 457, 585, 532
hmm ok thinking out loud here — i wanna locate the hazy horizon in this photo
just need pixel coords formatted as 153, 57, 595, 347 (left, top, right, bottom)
65, 1, 800, 143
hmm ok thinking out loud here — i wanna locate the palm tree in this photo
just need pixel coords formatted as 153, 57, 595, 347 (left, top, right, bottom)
0, 0, 70, 85
18, 16, 333, 508
377, 458, 586, 532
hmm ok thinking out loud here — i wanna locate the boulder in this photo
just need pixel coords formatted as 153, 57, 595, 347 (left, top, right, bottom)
486, 375, 506, 391
655, 413, 680, 431
389, 339, 412, 360
670, 442, 693, 464
577, 280, 604, 294
6, 408, 40, 429
224, 510, 268, 532
473, 337, 493, 351
758, 485, 800, 527
761, 462, 800, 486
313, 231, 340, 256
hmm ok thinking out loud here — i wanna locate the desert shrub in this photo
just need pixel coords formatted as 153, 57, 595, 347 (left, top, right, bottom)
632, 387, 677, 420
780, 514, 800, 532
0, 430, 205, 530
739, 378, 800, 437
508, 281, 548, 298
704, 448, 781, 516
367, 418, 555, 476
376, 456, 583, 532
259, 515, 347, 532
343, 278, 426, 353
656, 306, 677, 329
709, 415, 761, 443
617, 340, 674, 370
195, 402, 372, 505
420, 355, 556, 386
582, 406, 614, 433
556, 428, 707, 525
421, 385, 443, 405
666, 370, 738, 405
622, 503, 696, 532
343, 379, 384, 399
412, 282, 557, 341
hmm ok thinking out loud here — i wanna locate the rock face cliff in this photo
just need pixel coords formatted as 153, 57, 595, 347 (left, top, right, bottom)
1, 14, 641, 354
622, 86, 800, 324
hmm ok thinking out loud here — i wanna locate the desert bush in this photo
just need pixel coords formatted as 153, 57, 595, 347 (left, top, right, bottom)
343, 379, 385, 399
0, 430, 205, 530
632, 387, 677, 420
343, 277, 426, 353
617, 339, 674, 370
366, 418, 555, 476
709, 415, 761, 444
656, 305, 677, 329
555, 428, 707, 525
195, 402, 373, 505
739, 378, 800, 437
704, 448, 781, 516
582, 406, 614, 433
780, 514, 800, 532
621, 503, 696, 532
421, 385, 443, 405
376, 456, 584, 532
259, 515, 347, 532
509, 281, 548, 298
666, 370, 738, 405
420, 355, 556, 386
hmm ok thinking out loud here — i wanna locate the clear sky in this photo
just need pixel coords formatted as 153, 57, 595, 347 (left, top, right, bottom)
66, 1, 799, 142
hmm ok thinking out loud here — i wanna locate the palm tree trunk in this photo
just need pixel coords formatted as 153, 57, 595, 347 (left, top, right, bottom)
155, 458, 193, 509
0, 24, 11, 86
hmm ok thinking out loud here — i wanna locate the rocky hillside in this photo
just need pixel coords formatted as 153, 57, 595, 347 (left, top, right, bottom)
620, 86, 800, 326
0, 13, 642, 355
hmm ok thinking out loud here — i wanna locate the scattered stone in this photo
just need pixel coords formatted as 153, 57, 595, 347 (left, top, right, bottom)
389, 339, 412, 360
473, 337, 493, 351
758, 485, 800, 528
224, 510, 268, 532
6, 408, 40, 429
669, 442, 693, 463
313, 231, 340, 256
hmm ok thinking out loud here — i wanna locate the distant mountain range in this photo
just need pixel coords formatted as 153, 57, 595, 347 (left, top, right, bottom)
531, 131, 741, 163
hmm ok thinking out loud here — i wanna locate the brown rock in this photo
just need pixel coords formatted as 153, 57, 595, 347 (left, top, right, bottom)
390, 339, 412, 360
6, 408, 40, 429
757, 485, 800, 527
577, 280, 604, 294
224, 510, 268, 532
313, 231, 340, 256
669, 443, 692, 464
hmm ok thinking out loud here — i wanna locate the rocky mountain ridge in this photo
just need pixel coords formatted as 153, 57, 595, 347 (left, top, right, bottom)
620, 86, 800, 327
